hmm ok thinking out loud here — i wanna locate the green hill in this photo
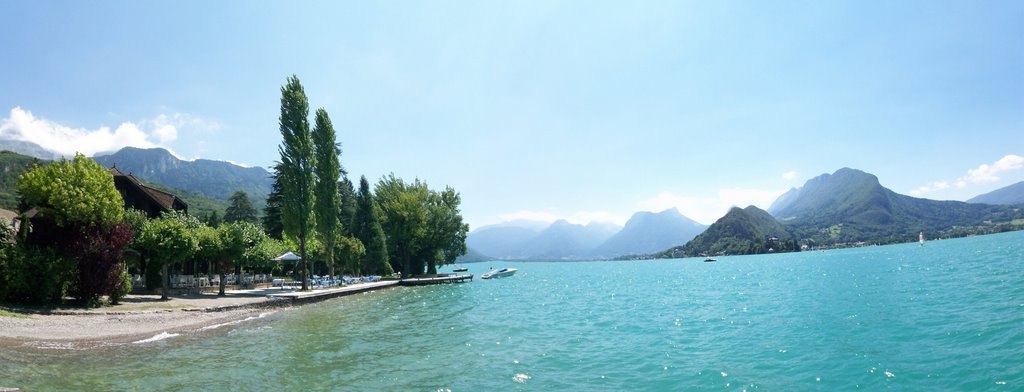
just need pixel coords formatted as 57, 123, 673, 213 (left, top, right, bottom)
92, 147, 272, 212
660, 205, 797, 257
0, 150, 44, 210
773, 168, 1023, 245
0, 150, 228, 218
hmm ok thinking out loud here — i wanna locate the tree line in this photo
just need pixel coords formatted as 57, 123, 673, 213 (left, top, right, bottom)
0, 75, 468, 306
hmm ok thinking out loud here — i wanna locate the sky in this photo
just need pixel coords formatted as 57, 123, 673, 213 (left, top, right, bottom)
1, 1, 1021, 229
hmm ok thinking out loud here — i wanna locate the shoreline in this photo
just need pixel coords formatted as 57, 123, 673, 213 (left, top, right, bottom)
0, 283, 399, 352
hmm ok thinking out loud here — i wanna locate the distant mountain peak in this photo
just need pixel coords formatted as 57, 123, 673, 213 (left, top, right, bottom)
92, 146, 273, 204
967, 181, 1024, 205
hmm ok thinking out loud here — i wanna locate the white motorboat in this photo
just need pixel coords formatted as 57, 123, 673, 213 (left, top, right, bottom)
481, 267, 517, 279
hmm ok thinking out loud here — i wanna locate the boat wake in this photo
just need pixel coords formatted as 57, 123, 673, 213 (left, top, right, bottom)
133, 331, 180, 344
199, 312, 274, 331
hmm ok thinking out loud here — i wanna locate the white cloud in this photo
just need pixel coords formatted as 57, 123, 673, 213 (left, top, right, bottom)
0, 107, 212, 158
0, 107, 158, 156
638, 187, 788, 225
910, 154, 1023, 196
961, 154, 1023, 184
909, 180, 950, 196
782, 171, 797, 180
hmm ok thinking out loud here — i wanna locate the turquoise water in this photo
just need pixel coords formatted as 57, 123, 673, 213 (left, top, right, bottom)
3, 231, 1023, 390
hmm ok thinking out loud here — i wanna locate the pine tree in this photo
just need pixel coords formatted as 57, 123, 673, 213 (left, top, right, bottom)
224, 191, 258, 224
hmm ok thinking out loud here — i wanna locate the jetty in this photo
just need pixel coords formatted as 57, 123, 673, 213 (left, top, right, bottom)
267, 280, 400, 304
399, 274, 473, 286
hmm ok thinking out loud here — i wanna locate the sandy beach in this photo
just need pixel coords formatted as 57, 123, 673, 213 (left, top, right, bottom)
0, 290, 287, 350
0, 282, 401, 351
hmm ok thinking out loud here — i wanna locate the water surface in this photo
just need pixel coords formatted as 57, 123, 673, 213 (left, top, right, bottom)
2, 231, 1022, 390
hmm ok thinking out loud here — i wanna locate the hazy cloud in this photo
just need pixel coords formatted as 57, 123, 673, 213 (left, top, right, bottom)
911, 154, 1023, 195
782, 171, 797, 180
496, 209, 627, 226
961, 154, 1023, 184
909, 180, 950, 196
639, 187, 788, 225
0, 107, 212, 158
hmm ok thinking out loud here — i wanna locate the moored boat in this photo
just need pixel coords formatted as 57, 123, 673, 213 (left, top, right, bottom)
481, 267, 517, 279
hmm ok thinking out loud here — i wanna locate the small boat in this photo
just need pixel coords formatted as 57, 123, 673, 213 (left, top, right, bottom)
481, 267, 517, 279
453, 266, 468, 272
704, 257, 717, 262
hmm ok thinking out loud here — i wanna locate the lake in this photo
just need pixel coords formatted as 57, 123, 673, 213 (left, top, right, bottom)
3, 231, 1022, 390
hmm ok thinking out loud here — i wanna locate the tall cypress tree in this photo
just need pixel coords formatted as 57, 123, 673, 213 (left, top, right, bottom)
338, 176, 357, 237
355, 176, 392, 275
277, 75, 315, 290
262, 163, 284, 240
312, 108, 341, 277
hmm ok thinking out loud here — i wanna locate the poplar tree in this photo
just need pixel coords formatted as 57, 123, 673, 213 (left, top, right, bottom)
277, 75, 315, 290
312, 108, 341, 277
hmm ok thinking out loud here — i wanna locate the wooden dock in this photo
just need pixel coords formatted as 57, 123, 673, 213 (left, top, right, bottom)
399, 274, 473, 286
266, 280, 400, 304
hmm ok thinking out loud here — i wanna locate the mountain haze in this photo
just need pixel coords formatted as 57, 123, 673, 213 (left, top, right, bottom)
591, 208, 706, 257
0, 139, 63, 160
466, 224, 543, 259
519, 220, 619, 259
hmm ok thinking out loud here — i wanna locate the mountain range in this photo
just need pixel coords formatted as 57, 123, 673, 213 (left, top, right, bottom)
668, 168, 1024, 257
467, 208, 706, 260
92, 147, 273, 209
2, 139, 1022, 260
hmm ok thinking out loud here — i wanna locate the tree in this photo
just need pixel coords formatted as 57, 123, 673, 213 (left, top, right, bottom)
224, 191, 259, 224
375, 175, 467, 276
205, 210, 222, 227
263, 163, 284, 239
374, 174, 428, 277
68, 222, 134, 305
338, 177, 357, 236
336, 235, 365, 275
421, 187, 468, 274
135, 212, 199, 300
18, 153, 124, 229
354, 176, 391, 276
17, 154, 131, 305
277, 75, 316, 290
312, 108, 341, 278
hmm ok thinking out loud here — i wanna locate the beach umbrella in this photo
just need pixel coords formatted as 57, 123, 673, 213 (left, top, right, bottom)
273, 251, 302, 261
273, 251, 302, 278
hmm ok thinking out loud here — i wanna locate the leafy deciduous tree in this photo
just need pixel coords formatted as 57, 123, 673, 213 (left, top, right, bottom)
135, 212, 199, 300
17, 154, 125, 229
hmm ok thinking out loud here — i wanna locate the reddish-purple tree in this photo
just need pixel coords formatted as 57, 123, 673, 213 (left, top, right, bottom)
68, 222, 133, 305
